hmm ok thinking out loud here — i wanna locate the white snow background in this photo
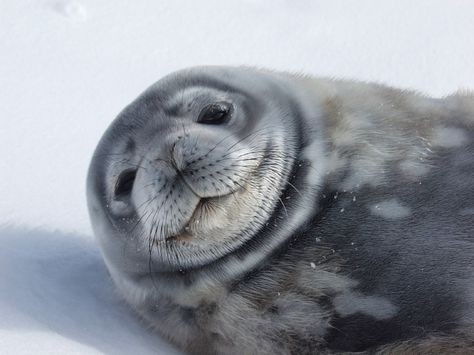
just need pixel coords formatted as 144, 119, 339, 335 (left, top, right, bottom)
1, 0, 473, 354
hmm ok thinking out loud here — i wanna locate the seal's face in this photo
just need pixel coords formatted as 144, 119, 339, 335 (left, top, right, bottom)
87, 67, 300, 274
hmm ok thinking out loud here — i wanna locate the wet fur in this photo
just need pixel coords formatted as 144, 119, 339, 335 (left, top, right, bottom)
87, 67, 474, 354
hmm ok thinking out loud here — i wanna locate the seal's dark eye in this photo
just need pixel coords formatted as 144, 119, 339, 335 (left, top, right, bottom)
115, 169, 136, 199
197, 102, 232, 125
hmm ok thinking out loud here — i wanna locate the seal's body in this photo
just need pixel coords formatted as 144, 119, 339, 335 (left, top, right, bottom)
87, 67, 474, 354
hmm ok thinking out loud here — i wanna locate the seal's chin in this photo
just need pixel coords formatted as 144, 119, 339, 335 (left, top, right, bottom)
164, 198, 207, 242
164, 193, 236, 243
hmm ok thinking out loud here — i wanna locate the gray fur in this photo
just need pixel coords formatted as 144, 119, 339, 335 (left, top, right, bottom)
87, 66, 474, 354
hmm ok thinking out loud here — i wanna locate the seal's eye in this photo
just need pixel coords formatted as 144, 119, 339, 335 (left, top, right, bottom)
197, 102, 232, 125
115, 169, 136, 199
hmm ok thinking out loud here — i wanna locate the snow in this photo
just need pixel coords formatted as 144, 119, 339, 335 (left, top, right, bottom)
0, 0, 473, 353
0, 227, 180, 354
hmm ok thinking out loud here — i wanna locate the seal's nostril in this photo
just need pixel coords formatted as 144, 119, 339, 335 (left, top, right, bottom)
115, 169, 137, 199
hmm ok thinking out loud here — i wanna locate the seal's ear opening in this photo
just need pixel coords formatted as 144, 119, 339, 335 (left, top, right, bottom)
114, 169, 137, 200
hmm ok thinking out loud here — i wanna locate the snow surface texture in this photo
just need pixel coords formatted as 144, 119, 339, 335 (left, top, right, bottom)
0, 0, 473, 354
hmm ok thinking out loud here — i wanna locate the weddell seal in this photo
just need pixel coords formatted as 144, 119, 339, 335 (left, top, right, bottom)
86, 66, 474, 354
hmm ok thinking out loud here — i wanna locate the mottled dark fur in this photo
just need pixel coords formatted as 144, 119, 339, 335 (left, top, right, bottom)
87, 67, 474, 354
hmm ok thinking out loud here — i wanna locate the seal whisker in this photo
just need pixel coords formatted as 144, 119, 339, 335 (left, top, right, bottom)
87, 66, 474, 355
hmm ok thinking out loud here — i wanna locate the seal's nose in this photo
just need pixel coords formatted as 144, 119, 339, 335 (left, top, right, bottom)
109, 167, 137, 217
114, 169, 137, 200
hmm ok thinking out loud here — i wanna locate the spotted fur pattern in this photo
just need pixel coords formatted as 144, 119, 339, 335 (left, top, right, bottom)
87, 66, 474, 354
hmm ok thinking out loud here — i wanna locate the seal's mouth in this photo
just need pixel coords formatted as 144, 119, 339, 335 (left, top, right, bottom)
166, 230, 193, 242
164, 195, 231, 242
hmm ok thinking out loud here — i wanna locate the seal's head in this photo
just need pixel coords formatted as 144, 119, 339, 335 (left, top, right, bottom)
87, 67, 305, 277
